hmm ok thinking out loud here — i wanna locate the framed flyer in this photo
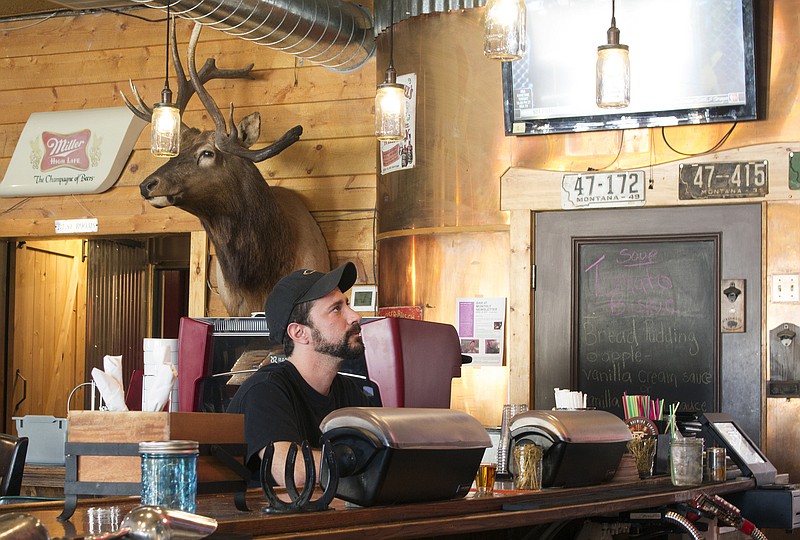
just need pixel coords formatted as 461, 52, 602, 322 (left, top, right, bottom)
455, 297, 506, 366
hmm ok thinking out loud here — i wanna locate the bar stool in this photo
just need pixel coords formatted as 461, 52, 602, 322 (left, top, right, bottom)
0, 434, 29, 497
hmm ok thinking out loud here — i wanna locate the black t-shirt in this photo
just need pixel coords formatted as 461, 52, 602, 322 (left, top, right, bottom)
226, 361, 377, 478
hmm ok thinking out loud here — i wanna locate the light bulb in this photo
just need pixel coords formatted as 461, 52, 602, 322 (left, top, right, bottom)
484, 0, 527, 61
596, 44, 630, 108
375, 79, 405, 142
151, 102, 181, 157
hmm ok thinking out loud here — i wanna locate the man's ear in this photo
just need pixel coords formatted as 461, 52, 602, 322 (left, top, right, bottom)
286, 322, 311, 345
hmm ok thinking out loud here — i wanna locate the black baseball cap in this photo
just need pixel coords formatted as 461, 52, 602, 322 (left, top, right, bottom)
265, 262, 358, 344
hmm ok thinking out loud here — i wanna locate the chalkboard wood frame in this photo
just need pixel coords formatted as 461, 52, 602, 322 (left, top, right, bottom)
570, 234, 721, 416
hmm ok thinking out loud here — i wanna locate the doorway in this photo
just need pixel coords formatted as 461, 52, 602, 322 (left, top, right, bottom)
3, 235, 190, 430
6, 239, 87, 428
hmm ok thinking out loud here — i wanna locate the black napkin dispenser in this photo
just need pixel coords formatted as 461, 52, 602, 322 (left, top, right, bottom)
509, 409, 632, 488
320, 407, 491, 506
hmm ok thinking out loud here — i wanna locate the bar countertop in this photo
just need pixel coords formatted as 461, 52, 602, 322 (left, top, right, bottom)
0, 477, 755, 539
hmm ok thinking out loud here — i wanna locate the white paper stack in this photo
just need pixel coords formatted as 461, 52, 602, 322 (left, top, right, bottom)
143, 338, 179, 412
554, 388, 587, 410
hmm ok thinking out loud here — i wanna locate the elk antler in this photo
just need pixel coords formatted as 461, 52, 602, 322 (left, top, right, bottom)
121, 16, 256, 126
187, 22, 303, 164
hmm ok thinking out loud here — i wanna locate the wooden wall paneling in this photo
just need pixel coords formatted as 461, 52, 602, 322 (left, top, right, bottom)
316, 210, 375, 250
502, 143, 800, 212
274, 175, 376, 211
1, 120, 375, 179
0, 98, 375, 159
508, 209, 532, 406
330, 250, 376, 285
0, 7, 379, 322
188, 230, 208, 318
0, 64, 374, 128
765, 202, 800, 482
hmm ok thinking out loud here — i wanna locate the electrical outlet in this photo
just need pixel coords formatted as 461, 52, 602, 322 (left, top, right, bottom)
772, 274, 800, 302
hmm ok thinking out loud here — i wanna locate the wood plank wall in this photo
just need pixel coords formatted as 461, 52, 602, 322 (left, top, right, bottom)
0, 8, 378, 317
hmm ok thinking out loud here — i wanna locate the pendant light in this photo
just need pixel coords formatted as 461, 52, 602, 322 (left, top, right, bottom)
151, 3, 181, 157
483, 0, 526, 61
375, 0, 405, 142
596, 0, 630, 109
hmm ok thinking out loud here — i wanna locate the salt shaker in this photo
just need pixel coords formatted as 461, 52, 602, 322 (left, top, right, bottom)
139, 440, 199, 513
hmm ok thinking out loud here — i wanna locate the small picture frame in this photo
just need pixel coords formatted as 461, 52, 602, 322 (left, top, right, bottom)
350, 285, 377, 312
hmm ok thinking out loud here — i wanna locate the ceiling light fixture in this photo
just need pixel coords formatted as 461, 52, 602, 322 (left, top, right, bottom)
596, 0, 630, 109
151, 2, 181, 157
483, 0, 526, 61
375, 0, 405, 142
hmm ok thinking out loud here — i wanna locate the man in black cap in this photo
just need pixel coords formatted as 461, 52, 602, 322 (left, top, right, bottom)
227, 262, 378, 486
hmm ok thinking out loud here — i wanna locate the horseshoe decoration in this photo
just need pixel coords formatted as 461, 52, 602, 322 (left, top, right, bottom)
260, 440, 339, 513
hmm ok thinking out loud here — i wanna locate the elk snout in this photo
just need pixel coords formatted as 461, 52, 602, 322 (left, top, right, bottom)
139, 176, 175, 208
140, 177, 159, 198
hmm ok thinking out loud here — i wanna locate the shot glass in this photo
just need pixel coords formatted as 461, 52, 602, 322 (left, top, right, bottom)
705, 447, 726, 482
475, 463, 497, 495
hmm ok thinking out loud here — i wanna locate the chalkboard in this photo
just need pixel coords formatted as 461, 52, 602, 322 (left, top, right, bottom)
573, 235, 720, 417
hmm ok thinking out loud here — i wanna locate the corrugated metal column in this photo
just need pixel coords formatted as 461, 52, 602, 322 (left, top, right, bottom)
85, 240, 149, 401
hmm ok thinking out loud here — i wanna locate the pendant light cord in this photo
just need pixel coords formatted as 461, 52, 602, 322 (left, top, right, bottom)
164, 2, 171, 91
388, 0, 395, 70
611, 0, 616, 27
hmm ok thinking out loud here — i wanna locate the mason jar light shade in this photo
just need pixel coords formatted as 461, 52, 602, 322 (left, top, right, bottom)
596, 44, 630, 108
151, 101, 181, 157
375, 81, 406, 141
483, 0, 526, 61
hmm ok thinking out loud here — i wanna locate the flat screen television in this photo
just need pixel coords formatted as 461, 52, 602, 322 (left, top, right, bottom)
502, 0, 758, 136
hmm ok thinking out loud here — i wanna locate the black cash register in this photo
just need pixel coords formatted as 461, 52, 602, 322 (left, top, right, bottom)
700, 413, 799, 531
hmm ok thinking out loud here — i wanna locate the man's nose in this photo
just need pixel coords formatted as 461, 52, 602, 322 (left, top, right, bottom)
346, 305, 362, 324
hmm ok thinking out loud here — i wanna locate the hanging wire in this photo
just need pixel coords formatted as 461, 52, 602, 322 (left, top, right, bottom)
101, 7, 167, 22
163, 2, 171, 92
388, 0, 395, 70
0, 198, 32, 216
660, 123, 737, 157
0, 12, 57, 30
589, 130, 625, 171
610, 0, 616, 27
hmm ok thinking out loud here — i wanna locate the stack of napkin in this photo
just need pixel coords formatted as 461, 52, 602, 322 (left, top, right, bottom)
91, 346, 177, 412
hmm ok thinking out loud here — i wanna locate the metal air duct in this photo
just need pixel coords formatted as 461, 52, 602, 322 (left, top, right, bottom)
131, 0, 375, 72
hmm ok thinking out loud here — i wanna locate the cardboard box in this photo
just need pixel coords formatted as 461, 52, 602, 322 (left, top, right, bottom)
67, 411, 245, 484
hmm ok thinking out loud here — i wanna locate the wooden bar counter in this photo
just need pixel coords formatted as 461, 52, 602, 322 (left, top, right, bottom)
0, 477, 755, 539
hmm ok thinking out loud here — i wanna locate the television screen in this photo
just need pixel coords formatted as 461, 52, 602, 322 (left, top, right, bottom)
503, 0, 758, 135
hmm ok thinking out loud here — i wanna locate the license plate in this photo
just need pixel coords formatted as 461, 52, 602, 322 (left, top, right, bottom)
561, 171, 646, 209
678, 161, 768, 199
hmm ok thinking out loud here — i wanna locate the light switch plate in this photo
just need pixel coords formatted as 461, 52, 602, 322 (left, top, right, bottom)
772, 274, 800, 302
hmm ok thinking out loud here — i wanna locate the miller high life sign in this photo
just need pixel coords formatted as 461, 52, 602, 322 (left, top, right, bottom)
0, 107, 146, 197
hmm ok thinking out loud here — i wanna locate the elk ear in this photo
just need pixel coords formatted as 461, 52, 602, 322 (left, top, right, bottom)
237, 112, 262, 148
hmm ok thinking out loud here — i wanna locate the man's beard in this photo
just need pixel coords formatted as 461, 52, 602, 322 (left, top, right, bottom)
310, 322, 364, 361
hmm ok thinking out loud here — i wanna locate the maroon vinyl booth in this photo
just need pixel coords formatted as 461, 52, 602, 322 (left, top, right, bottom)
360, 317, 465, 408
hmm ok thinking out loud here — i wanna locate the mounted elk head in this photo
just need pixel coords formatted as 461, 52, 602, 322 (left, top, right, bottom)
123, 21, 330, 317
